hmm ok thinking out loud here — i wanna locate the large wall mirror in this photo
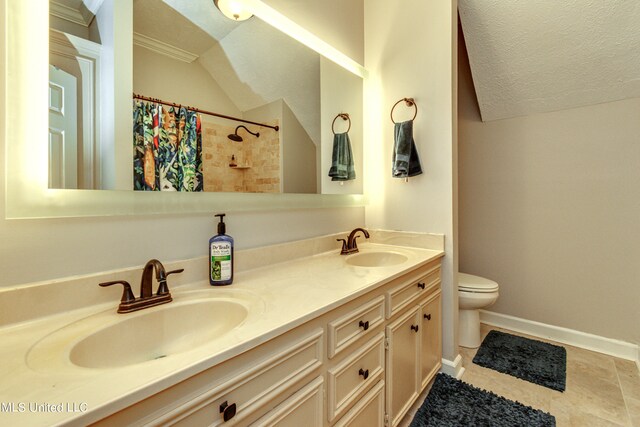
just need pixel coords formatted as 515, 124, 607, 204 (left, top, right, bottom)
5, 0, 366, 218
49, 0, 363, 194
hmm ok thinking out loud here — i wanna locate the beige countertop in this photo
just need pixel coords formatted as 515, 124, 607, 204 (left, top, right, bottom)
0, 237, 443, 426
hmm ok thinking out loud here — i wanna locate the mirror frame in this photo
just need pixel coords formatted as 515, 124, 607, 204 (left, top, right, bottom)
4, 0, 367, 219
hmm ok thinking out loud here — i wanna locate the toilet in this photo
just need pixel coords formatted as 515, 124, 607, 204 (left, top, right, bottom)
458, 273, 500, 348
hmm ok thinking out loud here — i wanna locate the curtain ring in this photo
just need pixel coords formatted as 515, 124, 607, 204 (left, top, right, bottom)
332, 113, 351, 135
390, 97, 418, 123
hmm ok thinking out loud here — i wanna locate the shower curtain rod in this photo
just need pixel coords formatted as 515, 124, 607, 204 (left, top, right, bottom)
133, 93, 280, 131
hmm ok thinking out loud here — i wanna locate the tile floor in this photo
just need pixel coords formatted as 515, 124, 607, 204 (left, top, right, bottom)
400, 325, 640, 427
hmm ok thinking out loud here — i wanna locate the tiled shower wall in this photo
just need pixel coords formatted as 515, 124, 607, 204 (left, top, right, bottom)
201, 121, 281, 193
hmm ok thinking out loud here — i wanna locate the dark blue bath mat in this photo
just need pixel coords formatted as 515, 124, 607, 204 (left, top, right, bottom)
409, 373, 556, 427
473, 330, 566, 391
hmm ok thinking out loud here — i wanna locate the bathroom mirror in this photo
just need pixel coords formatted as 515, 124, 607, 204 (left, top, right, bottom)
5, 0, 367, 218
47, 0, 364, 195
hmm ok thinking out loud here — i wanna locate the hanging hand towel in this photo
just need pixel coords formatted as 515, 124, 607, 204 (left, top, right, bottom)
392, 120, 423, 178
328, 132, 356, 181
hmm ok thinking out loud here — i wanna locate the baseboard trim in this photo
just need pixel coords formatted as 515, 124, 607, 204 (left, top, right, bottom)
440, 354, 465, 379
480, 310, 640, 365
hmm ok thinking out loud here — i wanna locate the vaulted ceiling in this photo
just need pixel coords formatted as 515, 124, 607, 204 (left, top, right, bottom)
458, 0, 640, 121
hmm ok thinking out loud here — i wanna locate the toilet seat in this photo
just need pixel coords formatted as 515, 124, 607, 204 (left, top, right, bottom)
458, 273, 499, 293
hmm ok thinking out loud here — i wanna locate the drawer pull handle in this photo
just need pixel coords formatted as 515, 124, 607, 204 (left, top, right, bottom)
359, 368, 369, 380
424, 313, 431, 321
220, 401, 237, 422
411, 324, 419, 332
358, 320, 370, 331
417, 282, 426, 290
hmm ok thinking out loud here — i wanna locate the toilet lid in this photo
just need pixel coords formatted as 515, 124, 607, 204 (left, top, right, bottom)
458, 273, 499, 293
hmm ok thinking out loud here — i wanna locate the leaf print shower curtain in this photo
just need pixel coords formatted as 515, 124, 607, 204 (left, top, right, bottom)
133, 100, 203, 191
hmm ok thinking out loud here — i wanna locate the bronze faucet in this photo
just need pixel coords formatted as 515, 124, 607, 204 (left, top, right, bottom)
99, 259, 184, 313
338, 228, 370, 255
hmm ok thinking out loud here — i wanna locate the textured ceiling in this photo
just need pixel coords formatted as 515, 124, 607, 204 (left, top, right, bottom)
458, 0, 640, 121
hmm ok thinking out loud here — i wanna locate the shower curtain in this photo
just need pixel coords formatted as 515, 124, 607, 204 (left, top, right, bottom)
133, 100, 203, 191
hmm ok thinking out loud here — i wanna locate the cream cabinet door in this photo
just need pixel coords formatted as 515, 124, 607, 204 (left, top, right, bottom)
334, 380, 385, 427
385, 306, 420, 427
252, 377, 324, 427
420, 291, 442, 389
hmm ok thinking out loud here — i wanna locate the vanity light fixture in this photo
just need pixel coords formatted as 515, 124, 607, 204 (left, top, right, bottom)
214, 0, 253, 21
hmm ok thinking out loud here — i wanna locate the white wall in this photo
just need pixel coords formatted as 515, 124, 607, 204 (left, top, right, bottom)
458, 34, 640, 346
364, 0, 459, 361
0, 0, 365, 288
281, 102, 318, 194
92, 0, 132, 190
133, 46, 241, 117
320, 57, 364, 195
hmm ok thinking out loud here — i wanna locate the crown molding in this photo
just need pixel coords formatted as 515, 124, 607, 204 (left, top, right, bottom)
133, 32, 199, 64
49, 0, 97, 27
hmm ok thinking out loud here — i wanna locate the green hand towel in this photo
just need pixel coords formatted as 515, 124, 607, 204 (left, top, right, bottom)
328, 132, 356, 181
392, 120, 423, 178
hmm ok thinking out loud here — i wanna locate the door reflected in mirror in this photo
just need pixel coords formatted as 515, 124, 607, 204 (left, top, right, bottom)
48, 0, 363, 195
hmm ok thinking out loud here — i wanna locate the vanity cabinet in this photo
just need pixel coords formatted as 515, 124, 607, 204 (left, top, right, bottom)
93, 329, 324, 427
92, 258, 442, 427
384, 265, 443, 427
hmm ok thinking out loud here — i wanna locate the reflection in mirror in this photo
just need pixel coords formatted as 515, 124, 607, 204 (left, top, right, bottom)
48, 0, 363, 195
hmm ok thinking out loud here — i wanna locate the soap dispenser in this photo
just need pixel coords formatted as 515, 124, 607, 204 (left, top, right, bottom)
209, 213, 234, 286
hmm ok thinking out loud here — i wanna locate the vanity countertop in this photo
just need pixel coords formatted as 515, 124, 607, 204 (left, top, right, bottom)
0, 239, 443, 426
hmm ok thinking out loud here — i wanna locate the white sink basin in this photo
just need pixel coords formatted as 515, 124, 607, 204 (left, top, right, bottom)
70, 299, 247, 368
27, 290, 264, 370
346, 251, 408, 267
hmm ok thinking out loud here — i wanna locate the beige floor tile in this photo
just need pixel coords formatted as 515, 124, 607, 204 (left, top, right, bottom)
550, 400, 627, 427
626, 397, 640, 427
550, 384, 630, 426
615, 359, 640, 402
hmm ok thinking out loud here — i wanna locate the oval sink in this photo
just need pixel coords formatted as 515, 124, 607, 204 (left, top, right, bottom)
69, 299, 247, 369
346, 251, 408, 267
27, 290, 264, 371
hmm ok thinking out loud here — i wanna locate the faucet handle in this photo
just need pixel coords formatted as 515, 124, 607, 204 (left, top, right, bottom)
157, 268, 184, 295
99, 280, 135, 303
337, 238, 348, 255
166, 269, 184, 277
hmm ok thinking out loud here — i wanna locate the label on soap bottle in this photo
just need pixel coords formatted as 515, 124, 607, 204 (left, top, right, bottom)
211, 242, 232, 281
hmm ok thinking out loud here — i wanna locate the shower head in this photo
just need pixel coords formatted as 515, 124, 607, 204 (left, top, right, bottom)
227, 125, 260, 142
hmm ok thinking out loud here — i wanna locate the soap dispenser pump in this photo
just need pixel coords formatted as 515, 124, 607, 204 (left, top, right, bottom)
209, 213, 234, 286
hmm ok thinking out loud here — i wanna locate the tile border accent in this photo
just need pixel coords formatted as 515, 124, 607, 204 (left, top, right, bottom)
480, 310, 640, 371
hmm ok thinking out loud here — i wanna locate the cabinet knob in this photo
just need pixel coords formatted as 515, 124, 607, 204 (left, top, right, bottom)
358, 320, 370, 331
424, 313, 431, 321
358, 368, 369, 380
219, 401, 237, 422
411, 324, 419, 332
417, 282, 426, 290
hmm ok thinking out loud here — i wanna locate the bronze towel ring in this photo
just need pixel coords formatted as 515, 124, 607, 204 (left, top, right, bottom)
390, 97, 418, 123
332, 113, 351, 135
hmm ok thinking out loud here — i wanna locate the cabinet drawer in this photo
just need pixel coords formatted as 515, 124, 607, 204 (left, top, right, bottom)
327, 333, 385, 422
334, 380, 385, 427
165, 329, 323, 426
386, 264, 440, 319
251, 377, 324, 427
327, 295, 385, 359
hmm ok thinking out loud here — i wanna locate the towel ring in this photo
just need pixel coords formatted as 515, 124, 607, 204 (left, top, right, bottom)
332, 113, 351, 135
390, 98, 418, 123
